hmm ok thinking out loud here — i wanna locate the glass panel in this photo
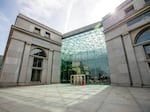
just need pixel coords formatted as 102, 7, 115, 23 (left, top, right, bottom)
31, 69, 41, 81
33, 58, 38, 67
136, 28, 150, 44
45, 32, 50, 38
127, 11, 150, 26
61, 26, 110, 84
144, 44, 150, 59
145, 0, 150, 2
37, 59, 42, 67
31, 49, 46, 57
34, 27, 40, 34
33, 58, 43, 67
125, 5, 134, 14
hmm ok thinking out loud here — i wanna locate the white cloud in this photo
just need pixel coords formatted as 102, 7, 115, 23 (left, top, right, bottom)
16, 0, 70, 32
0, 11, 11, 55
0, 12, 9, 22
15, 0, 125, 33
64, 0, 78, 32
0, 12, 9, 25
64, 0, 125, 32
64, 0, 102, 32
17, 0, 63, 18
0, 12, 10, 31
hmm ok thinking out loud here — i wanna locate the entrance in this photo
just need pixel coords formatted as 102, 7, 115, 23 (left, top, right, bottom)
60, 25, 110, 85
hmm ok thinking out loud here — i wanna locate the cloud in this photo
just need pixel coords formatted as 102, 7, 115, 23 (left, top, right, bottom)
16, 0, 104, 33
15, 0, 125, 33
16, 0, 71, 32
64, 0, 102, 32
0, 12, 9, 22
17, 0, 64, 18
0, 11, 11, 55
0, 12, 10, 32
65, 0, 125, 32
64, 0, 77, 32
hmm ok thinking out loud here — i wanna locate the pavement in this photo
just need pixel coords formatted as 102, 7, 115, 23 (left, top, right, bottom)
0, 84, 150, 112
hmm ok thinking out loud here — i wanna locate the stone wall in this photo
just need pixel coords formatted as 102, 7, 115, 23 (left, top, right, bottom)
102, 0, 150, 87
0, 14, 62, 86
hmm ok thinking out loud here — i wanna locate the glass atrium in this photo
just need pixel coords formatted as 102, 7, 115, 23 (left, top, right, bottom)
61, 23, 110, 84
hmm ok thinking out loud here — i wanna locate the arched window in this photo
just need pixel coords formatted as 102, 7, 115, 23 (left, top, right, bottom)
135, 28, 150, 44
31, 48, 46, 57
31, 48, 46, 82
135, 28, 150, 68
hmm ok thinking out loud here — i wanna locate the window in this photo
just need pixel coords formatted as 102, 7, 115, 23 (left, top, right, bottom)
125, 5, 134, 14
127, 11, 150, 26
45, 32, 50, 38
145, 0, 150, 2
148, 63, 150, 68
33, 58, 43, 67
34, 27, 41, 34
31, 69, 41, 81
31, 48, 46, 57
144, 44, 150, 68
31, 48, 46, 82
135, 28, 150, 44
144, 44, 150, 60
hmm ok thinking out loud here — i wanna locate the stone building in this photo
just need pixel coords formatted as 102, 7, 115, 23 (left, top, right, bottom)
102, 0, 150, 87
1, 0, 150, 87
0, 14, 62, 86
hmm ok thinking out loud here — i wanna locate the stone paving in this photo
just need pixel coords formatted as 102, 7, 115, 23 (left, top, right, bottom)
0, 84, 150, 112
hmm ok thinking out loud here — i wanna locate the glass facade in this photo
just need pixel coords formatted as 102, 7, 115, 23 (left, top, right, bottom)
61, 25, 110, 84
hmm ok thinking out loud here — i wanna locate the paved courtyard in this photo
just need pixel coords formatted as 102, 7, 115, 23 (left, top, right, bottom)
0, 84, 150, 112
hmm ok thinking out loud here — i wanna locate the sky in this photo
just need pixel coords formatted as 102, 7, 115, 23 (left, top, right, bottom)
0, 0, 125, 55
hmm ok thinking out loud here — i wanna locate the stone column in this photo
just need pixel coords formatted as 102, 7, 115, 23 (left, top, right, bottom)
18, 42, 31, 85
51, 50, 60, 83
122, 32, 143, 87
106, 35, 130, 86
47, 50, 53, 84
41, 57, 48, 84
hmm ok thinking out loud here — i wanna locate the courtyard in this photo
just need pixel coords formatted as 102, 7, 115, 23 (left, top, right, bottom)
0, 84, 150, 112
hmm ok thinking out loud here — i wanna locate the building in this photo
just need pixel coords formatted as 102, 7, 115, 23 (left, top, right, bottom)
61, 22, 110, 84
0, 14, 62, 86
1, 0, 149, 87
102, 0, 150, 87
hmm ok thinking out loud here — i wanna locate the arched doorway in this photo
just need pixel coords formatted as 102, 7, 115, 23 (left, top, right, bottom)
31, 48, 46, 82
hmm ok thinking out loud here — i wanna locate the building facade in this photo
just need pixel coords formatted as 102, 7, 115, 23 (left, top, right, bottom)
0, 14, 62, 86
102, 0, 150, 87
61, 22, 110, 84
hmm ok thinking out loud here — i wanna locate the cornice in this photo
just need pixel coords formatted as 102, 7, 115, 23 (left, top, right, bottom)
12, 25, 61, 46
103, 5, 150, 33
17, 14, 63, 36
